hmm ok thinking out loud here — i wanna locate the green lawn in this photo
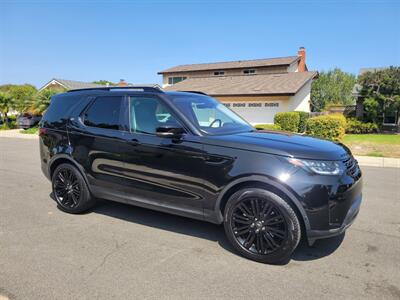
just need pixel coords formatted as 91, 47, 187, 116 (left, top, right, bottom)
343, 134, 400, 145
343, 134, 400, 158
19, 127, 38, 134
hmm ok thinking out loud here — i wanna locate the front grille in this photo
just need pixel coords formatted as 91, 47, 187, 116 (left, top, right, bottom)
343, 155, 361, 179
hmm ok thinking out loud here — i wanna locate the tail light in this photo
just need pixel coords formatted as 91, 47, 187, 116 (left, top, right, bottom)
39, 128, 47, 136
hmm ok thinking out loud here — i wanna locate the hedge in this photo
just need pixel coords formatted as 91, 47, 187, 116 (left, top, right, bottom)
345, 118, 378, 134
274, 112, 300, 132
254, 124, 281, 131
305, 114, 347, 141
297, 111, 310, 133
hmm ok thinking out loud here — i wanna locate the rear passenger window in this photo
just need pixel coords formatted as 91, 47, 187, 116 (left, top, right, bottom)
84, 96, 123, 130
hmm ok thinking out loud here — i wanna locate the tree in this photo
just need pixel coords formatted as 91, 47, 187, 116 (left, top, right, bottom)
4, 84, 37, 114
92, 80, 116, 86
358, 67, 400, 124
311, 68, 356, 112
30, 89, 58, 114
0, 92, 13, 125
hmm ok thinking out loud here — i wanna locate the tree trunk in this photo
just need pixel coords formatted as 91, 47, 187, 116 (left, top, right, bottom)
4, 112, 8, 126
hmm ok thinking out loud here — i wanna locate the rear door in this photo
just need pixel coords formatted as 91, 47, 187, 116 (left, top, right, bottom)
68, 95, 129, 201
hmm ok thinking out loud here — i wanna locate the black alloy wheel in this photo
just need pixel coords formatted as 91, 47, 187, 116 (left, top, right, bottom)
53, 167, 81, 209
224, 188, 301, 264
231, 197, 288, 255
52, 163, 96, 213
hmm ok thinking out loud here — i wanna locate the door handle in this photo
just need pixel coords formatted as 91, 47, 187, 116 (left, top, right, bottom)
129, 138, 140, 146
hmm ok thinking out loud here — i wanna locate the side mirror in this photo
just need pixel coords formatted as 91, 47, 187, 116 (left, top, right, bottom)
156, 125, 186, 139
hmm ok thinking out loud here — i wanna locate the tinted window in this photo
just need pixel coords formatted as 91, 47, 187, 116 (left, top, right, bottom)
130, 96, 180, 134
84, 96, 123, 130
41, 94, 85, 129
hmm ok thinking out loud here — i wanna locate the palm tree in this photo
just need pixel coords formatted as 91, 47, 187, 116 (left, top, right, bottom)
0, 92, 14, 126
30, 89, 58, 114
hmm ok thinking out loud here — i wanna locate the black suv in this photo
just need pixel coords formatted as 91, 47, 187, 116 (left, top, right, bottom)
39, 87, 362, 264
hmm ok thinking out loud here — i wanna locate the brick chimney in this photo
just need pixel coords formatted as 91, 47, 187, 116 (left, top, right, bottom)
118, 79, 127, 86
297, 47, 306, 72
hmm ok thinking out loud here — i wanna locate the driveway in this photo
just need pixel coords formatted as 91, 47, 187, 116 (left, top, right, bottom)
0, 138, 399, 299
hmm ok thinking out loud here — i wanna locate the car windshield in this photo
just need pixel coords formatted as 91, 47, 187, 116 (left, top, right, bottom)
170, 93, 254, 135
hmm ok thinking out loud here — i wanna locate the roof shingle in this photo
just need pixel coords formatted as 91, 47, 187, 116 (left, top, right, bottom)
164, 72, 317, 96
158, 56, 299, 74
53, 79, 103, 90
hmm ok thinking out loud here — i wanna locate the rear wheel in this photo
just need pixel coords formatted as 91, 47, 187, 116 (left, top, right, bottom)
224, 188, 301, 264
52, 163, 96, 213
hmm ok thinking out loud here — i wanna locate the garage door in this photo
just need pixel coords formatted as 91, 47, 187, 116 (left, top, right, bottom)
223, 101, 285, 125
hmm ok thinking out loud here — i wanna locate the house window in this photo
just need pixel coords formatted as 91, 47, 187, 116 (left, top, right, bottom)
168, 77, 187, 85
213, 71, 225, 76
243, 69, 256, 75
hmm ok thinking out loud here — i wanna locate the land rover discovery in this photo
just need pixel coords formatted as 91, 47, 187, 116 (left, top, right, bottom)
39, 86, 362, 264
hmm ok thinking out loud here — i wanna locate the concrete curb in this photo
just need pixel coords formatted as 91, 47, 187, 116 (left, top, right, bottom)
355, 156, 400, 168
1, 131, 399, 168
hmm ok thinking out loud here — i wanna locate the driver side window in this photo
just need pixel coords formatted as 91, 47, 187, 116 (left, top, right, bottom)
130, 96, 180, 134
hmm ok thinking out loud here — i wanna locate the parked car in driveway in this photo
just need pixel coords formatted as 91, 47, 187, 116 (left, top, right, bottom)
39, 86, 362, 264
16, 113, 42, 129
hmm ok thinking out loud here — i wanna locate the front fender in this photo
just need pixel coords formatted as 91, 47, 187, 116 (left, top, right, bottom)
211, 174, 311, 232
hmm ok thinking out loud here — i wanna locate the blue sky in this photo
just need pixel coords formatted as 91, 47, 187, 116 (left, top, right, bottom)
1, 0, 399, 88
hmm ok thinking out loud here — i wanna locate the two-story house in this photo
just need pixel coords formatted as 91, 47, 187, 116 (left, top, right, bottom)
159, 47, 317, 124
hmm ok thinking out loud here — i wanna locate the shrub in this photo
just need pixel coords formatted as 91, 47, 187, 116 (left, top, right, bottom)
306, 114, 347, 141
254, 124, 281, 130
274, 112, 300, 132
345, 118, 378, 134
297, 111, 310, 133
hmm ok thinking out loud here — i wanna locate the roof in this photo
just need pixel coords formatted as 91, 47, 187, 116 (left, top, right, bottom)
359, 67, 389, 75
164, 72, 317, 96
158, 56, 299, 74
40, 79, 161, 91
40, 78, 103, 91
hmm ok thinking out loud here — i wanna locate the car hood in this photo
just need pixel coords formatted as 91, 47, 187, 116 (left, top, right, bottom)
203, 130, 350, 160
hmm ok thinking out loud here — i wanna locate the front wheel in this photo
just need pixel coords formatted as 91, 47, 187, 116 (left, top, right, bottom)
224, 188, 301, 264
52, 163, 96, 214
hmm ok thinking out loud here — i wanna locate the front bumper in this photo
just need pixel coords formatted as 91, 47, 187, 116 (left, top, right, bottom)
306, 194, 362, 245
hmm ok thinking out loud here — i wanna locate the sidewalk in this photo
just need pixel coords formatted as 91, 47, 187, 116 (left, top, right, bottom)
0, 129, 38, 139
1, 129, 399, 168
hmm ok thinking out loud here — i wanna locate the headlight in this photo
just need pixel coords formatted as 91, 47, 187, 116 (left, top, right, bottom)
287, 158, 344, 175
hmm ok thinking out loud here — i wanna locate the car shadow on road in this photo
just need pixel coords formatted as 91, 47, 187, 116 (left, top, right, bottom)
87, 198, 344, 264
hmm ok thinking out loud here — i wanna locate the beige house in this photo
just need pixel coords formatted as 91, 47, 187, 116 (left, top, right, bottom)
159, 47, 317, 124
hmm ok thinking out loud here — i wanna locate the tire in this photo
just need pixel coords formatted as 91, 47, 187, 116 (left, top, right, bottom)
223, 188, 301, 264
52, 163, 96, 214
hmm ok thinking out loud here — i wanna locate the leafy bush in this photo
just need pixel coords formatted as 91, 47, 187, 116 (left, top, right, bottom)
274, 112, 300, 132
254, 124, 281, 130
345, 118, 378, 134
306, 114, 347, 141
297, 111, 310, 133
19, 126, 38, 134
363, 97, 380, 123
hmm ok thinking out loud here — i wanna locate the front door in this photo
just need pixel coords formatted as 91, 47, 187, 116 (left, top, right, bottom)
121, 95, 207, 220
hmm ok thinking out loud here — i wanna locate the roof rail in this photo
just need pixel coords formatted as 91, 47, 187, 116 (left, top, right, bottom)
68, 86, 163, 93
178, 90, 208, 96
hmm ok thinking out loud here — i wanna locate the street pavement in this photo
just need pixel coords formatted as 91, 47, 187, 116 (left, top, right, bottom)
0, 138, 399, 299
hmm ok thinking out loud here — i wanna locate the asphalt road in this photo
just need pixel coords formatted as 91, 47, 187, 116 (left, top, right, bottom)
1, 138, 400, 300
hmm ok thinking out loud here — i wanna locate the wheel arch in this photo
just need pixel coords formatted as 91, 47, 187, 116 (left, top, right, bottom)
49, 155, 90, 188
215, 175, 311, 232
